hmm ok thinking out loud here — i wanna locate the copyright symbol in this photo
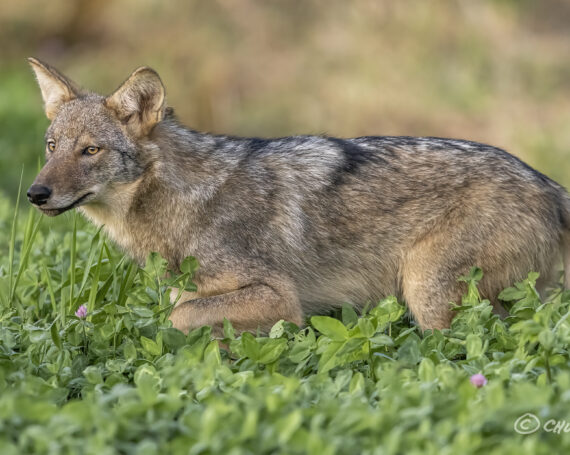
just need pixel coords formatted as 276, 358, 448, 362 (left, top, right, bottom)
514, 413, 541, 434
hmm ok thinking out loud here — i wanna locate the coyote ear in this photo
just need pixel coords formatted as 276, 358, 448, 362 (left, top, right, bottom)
105, 67, 166, 136
28, 57, 81, 120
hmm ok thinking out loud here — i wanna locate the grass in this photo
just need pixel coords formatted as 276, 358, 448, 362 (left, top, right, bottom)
1, 191, 570, 454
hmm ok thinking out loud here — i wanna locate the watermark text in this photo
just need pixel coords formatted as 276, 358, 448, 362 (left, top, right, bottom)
514, 413, 570, 435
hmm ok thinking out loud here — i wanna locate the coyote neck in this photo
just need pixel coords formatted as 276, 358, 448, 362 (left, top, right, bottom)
79, 177, 149, 260
79, 149, 220, 268
79, 122, 240, 266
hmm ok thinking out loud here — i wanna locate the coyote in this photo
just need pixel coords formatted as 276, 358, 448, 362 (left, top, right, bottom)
27, 58, 570, 334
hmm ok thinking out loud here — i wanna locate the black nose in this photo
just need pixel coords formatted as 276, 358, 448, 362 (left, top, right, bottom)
27, 184, 52, 206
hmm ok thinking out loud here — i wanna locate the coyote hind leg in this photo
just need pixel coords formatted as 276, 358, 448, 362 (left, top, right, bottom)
401, 229, 472, 331
401, 266, 460, 331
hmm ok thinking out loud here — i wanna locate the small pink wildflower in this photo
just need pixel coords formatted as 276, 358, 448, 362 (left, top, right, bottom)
470, 373, 487, 388
75, 305, 88, 319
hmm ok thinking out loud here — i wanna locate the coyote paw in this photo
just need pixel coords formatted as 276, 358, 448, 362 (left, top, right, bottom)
169, 305, 192, 334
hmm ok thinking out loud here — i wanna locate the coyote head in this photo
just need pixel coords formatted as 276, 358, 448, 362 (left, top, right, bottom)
27, 58, 166, 216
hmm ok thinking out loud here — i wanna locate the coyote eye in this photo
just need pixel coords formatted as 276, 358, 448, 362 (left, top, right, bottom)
84, 146, 100, 155
47, 140, 55, 152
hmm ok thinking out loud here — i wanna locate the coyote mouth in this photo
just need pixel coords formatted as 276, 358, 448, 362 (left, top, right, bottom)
39, 192, 94, 216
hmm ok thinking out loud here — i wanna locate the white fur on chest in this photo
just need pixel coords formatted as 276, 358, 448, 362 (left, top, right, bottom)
79, 180, 143, 260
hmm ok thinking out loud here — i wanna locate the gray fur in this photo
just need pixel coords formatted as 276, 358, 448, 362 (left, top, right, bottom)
28, 58, 570, 333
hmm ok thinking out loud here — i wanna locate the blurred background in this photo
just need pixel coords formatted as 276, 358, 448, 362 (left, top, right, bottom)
1, 0, 570, 200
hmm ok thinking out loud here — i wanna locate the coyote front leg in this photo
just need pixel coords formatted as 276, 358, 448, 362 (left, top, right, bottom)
169, 278, 303, 335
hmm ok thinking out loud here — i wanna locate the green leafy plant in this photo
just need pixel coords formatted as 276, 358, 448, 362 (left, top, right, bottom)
1, 195, 569, 454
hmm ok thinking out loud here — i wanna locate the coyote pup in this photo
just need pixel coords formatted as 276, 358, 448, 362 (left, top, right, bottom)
27, 58, 570, 333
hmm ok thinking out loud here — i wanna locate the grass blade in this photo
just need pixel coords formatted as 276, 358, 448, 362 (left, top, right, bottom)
87, 238, 107, 315
10, 206, 43, 314
69, 211, 78, 313
7, 168, 23, 307
74, 225, 104, 307
41, 262, 57, 316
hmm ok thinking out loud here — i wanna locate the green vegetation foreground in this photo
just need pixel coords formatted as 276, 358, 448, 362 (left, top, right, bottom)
0, 194, 569, 453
